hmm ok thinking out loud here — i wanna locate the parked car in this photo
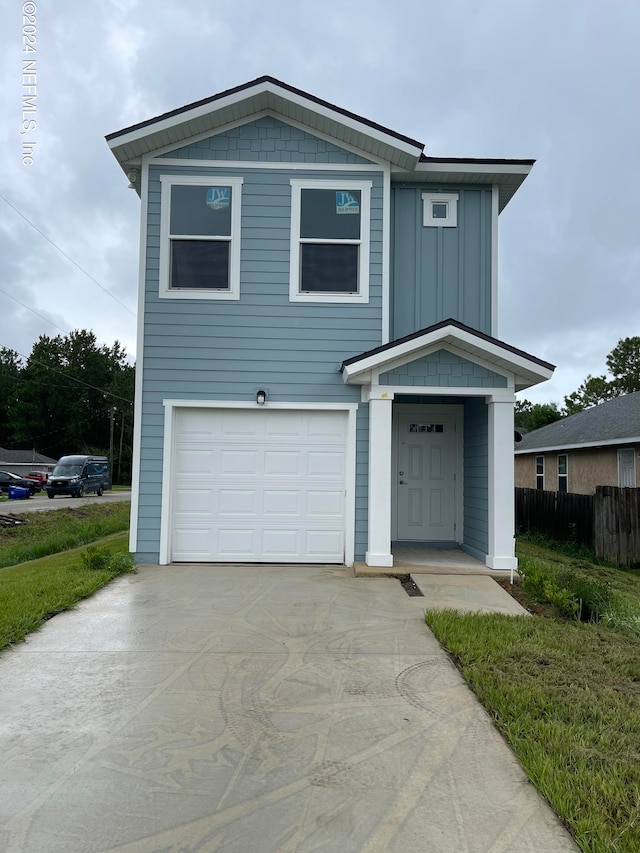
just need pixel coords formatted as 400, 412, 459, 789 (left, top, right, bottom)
25, 471, 49, 486
0, 471, 38, 495
45, 455, 110, 499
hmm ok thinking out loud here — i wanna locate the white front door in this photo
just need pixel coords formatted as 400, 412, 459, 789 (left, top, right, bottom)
394, 408, 460, 542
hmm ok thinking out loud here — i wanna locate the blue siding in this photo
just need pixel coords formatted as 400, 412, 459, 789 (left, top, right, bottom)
380, 351, 507, 388
355, 404, 369, 561
137, 157, 384, 559
158, 116, 373, 164
463, 398, 488, 558
390, 185, 493, 338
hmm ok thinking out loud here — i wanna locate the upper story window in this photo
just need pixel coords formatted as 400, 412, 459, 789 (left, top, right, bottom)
289, 179, 371, 304
422, 192, 459, 228
159, 175, 243, 300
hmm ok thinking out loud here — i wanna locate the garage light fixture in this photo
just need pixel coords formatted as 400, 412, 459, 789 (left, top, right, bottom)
256, 389, 266, 405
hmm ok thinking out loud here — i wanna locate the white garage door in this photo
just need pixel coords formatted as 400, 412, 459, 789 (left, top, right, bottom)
171, 408, 347, 563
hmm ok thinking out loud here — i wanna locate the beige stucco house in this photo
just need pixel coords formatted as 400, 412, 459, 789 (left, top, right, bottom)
515, 392, 640, 494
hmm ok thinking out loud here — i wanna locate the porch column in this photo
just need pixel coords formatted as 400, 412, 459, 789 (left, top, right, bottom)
366, 392, 394, 567
486, 395, 518, 571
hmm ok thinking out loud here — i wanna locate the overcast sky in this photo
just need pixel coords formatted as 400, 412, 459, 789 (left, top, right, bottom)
1, 0, 638, 407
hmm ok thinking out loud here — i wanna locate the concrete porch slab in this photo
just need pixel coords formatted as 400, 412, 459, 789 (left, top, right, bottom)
354, 547, 513, 577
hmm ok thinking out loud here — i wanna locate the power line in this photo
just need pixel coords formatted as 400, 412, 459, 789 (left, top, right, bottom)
1, 345, 134, 405
0, 286, 69, 335
0, 192, 136, 318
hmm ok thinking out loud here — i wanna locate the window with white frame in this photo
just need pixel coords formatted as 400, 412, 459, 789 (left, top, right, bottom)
159, 176, 243, 300
536, 455, 544, 490
422, 192, 459, 228
557, 454, 568, 493
289, 179, 371, 303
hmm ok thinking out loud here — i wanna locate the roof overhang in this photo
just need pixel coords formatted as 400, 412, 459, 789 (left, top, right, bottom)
341, 320, 554, 392
107, 76, 425, 174
516, 436, 640, 455
391, 159, 535, 213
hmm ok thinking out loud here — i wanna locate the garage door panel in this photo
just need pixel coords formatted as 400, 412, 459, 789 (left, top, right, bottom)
171, 408, 347, 563
262, 490, 300, 516
218, 489, 258, 515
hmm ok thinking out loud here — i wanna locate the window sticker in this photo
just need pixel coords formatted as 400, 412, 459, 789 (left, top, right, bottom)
206, 187, 230, 210
336, 191, 359, 215
409, 423, 444, 433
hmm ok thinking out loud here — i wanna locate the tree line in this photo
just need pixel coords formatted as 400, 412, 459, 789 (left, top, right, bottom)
0, 330, 135, 483
516, 336, 640, 433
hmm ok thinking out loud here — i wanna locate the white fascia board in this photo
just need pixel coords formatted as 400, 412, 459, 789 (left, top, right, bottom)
343, 325, 552, 385
516, 437, 640, 455
110, 80, 422, 164
414, 162, 533, 177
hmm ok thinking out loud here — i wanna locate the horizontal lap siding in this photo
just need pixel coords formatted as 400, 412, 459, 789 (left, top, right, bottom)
138, 158, 383, 558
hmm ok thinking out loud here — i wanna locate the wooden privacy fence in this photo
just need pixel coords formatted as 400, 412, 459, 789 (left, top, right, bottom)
516, 486, 640, 567
594, 486, 640, 567
515, 488, 594, 549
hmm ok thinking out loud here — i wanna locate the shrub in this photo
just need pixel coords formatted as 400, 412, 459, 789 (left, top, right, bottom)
82, 545, 135, 575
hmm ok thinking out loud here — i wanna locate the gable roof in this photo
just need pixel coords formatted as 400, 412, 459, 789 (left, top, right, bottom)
515, 392, 640, 453
107, 76, 534, 211
341, 319, 554, 391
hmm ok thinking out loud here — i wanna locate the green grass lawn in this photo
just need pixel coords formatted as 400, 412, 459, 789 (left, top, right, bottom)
426, 540, 640, 852
0, 502, 134, 650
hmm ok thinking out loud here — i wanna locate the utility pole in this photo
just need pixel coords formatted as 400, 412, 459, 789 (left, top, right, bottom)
109, 407, 116, 486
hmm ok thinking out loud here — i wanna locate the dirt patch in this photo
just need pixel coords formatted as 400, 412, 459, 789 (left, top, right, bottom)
494, 578, 552, 617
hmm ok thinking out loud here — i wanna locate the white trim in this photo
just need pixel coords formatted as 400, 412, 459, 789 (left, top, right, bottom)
422, 192, 458, 228
151, 158, 385, 173
109, 80, 423, 161
617, 447, 637, 488
128, 157, 149, 553
342, 323, 553, 387
373, 342, 515, 386
365, 396, 394, 566
381, 165, 391, 345
516, 436, 640, 454
158, 175, 243, 300
392, 403, 464, 544
414, 161, 533, 177
491, 185, 499, 335
364, 384, 514, 401
289, 179, 372, 304
159, 400, 358, 566
557, 453, 568, 492
486, 399, 517, 572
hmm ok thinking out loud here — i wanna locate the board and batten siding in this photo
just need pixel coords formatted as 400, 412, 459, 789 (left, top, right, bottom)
463, 397, 489, 559
136, 150, 384, 560
391, 185, 493, 339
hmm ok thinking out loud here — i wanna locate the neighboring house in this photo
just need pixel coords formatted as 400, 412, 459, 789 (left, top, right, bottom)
0, 447, 57, 477
107, 75, 553, 571
515, 392, 640, 495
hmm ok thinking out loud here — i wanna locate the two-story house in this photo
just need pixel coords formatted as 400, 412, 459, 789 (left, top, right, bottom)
107, 76, 553, 571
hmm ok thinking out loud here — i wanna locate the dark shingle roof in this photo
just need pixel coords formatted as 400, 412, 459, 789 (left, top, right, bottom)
0, 447, 57, 465
515, 392, 640, 453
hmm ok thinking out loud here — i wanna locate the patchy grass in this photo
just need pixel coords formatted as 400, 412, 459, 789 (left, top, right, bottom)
0, 533, 135, 650
425, 542, 640, 851
0, 502, 130, 569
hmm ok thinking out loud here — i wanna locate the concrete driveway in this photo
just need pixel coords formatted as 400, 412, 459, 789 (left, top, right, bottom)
0, 564, 576, 852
